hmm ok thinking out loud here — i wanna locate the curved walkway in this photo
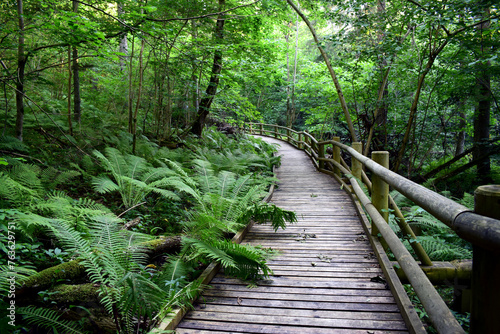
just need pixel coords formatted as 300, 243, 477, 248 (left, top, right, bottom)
175, 137, 409, 333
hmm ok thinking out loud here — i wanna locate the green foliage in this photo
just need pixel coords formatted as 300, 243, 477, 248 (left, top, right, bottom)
18, 306, 86, 334
241, 202, 298, 232
49, 214, 200, 332
390, 191, 472, 262
92, 148, 181, 208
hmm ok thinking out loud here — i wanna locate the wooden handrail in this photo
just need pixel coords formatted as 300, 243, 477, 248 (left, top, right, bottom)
244, 122, 500, 334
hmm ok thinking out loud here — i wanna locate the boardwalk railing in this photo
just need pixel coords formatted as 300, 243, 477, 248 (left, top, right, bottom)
244, 122, 500, 334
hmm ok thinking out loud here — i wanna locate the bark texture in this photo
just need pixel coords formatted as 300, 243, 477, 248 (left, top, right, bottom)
191, 0, 226, 137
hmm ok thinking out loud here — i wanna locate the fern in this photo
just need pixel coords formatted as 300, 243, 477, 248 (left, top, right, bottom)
0, 265, 36, 295
0, 135, 29, 153
240, 202, 298, 232
417, 236, 472, 261
18, 306, 85, 334
92, 148, 184, 208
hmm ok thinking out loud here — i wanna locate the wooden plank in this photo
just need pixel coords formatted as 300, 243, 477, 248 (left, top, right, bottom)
190, 303, 403, 320
197, 296, 402, 312
183, 311, 408, 330
176, 320, 409, 334
208, 283, 394, 297
201, 289, 397, 303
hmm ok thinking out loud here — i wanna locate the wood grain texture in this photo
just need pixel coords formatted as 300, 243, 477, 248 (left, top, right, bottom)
175, 137, 409, 333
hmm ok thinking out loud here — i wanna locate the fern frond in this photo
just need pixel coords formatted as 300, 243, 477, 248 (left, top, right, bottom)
119, 272, 167, 320
417, 236, 472, 261
212, 240, 272, 280
11, 211, 55, 239
0, 135, 29, 152
0, 265, 36, 295
240, 203, 297, 232
92, 175, 120, 194
182, 237, 236, 269
18, 306, 85, 334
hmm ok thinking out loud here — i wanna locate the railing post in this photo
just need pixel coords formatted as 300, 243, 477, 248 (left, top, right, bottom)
298, 133, 302, 150
351, 142, 362, 180
332, 137, 340, 176
318, 142, 325, 170
471, 185, 500, 334
259, 123, 263, 135
371, 151, 389, 236
287, 129, 291, 143
273, 125, 278, 138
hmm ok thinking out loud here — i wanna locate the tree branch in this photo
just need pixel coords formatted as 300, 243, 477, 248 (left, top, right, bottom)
146, 1, 260, 22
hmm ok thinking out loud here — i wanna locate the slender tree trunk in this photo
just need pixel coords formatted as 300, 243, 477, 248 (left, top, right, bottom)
190, 0, 226, 137
128, 36, 135, 133
473, 8, 492, 183
132, 38, 145, 154
15, 0, 26, 141
72, 0, 81, 123
117, 2, 128, 72
364, 67, 390, 155
393, 30, 449, 173
286, 0, 357, 142
455, 108, 466, 156
72, 48, 81, 123
67, 47, 73, 136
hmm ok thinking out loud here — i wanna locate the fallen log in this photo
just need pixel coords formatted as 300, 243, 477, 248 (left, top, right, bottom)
18, 235, 182, 291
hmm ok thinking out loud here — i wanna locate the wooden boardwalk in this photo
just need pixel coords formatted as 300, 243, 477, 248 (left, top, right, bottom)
175, 137, 409, 333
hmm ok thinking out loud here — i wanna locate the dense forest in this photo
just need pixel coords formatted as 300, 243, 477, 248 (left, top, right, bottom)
0, 0, 498, 332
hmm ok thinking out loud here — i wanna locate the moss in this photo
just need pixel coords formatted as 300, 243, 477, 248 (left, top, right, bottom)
50, 283, 100, 303
23, 260, 85, 289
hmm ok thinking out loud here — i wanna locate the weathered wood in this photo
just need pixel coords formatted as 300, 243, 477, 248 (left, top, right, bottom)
471, 185, 500, 334
174, 137, 410, 333
371, 151, 389, 237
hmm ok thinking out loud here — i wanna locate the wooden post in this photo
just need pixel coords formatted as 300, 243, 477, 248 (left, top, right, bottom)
298, 133, 302, 150
318, 142, 325, 170
351, 142, 362, 180
273, 125, 278, 138
259, 123, 263, 135
471, 185, 500, 334
287, 129, 291, 143
332, 137, 340, 176
371, 151, 389, 236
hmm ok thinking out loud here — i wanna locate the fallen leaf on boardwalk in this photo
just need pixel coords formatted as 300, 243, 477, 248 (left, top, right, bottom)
237, 296, 243, 305
370, 275, 386, 284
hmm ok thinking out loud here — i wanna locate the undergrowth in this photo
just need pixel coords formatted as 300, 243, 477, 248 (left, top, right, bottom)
0, 128, 295, 333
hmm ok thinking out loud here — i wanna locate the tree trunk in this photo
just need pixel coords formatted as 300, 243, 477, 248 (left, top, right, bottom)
455, 109, 466, 156
286, 0, 358, 142
128, 35, 135, 133
190, 0, 226, 137
117, 2, 128, 72
393, 32, 449, 173
67, 46, 73, 136
473, 9, 492, 183
15, 0, 26, 141
132, 38, 145, 154
72, 0, 81, 123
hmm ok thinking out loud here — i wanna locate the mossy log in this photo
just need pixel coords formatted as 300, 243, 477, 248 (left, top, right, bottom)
50, 283, 100, 304
23, 260, 85, 289
19, 235, 182, 292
